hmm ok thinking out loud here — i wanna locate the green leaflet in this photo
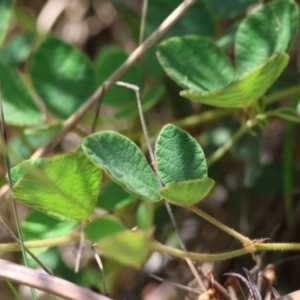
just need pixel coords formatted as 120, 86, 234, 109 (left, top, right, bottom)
82, 132, 161, 202
30, 37, 96, 119
155, 124, 208, 185
235, 0, 299, 75
181, 53, 288, 108
159, 178, 215, 207
11, 153, 101, 221
0, 62, 42, 125
157, 36, 236, 92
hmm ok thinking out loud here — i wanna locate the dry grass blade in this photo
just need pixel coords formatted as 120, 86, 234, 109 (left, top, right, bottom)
0, 259, 112, 300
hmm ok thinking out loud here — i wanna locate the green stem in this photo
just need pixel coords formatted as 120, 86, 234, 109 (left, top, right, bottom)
0, 235, 80, 252
207, 119, 256, 167
264, 85, 300, 105
6, 280, 22, 300
2, 235, 300, 262
174, 108, 235, 128
150, 241, 253, 261
150, 241, 300, 261
188, 206, 250, 245
256, 243, 300, 251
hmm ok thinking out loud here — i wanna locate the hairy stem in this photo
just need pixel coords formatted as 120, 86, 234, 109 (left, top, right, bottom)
150, 241, 254, 261
188, 206, 250, 245
2, 235, 300, 261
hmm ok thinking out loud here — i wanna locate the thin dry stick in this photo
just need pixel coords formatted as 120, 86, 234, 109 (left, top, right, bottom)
91, 245, 109, 297
0, 259, 112, 300
30, 0, 196, 160
91, 85, 106, 134
114, 81, 207, 292
74, 224, 85, 273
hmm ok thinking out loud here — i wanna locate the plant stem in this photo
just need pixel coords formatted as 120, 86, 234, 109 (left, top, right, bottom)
256, 243, 300, 251
2, 235, 300, 261
0, 235, 80, 252
264, 84, 300, 105
150, 241, 253, 261
188, 206, 250, 245
6, 280, 22, 300
207, 119, 256, 166
174, 108, 235, 128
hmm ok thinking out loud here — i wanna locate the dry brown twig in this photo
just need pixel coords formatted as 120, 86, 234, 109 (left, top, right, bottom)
0, 259, 112, 300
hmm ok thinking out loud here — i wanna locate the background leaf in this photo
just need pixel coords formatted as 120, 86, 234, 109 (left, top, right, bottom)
146, 0, 215, 38
0, 31, 35, 66
155, 124, 207, 185
96, 230, 149, 268
0, 0, 12, 46
181, 53, 288, 108
137, 201, 154, 230
0, 62, 42, 125
157, 36, 236, 92
30, 37, 96, 119
22, 210, 78, 255
12, 153, 101, 221
82, 132, 161, 201
235, 0, 299, 75
159, 178, 215, 207
209, 0, 257, 19
84, 216, 126, 241
94, 46, 142, 106
97, 181, 135, 210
